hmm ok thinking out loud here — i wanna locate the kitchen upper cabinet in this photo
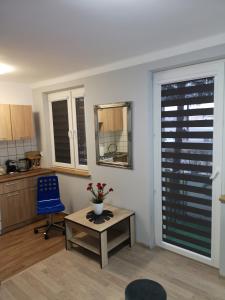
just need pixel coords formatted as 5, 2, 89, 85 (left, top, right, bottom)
10, 105, 34, 140
98, 107, 123, 132
23, 105, 34, 139
0, 104, 13, 140
0, 104, 34, 141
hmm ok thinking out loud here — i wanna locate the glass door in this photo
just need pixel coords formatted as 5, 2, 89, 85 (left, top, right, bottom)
161, 77, 214, 258
154, 62, 224, 267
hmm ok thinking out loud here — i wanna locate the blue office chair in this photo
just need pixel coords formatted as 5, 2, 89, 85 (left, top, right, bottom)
34, 176, 65, 240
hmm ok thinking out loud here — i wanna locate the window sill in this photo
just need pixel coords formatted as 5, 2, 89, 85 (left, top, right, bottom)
51, 167, 91, 177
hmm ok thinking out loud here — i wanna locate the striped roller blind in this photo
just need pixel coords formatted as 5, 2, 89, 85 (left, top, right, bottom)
75, 97, 87, 165
161, 77, 214, 258
52, 100, 71, 164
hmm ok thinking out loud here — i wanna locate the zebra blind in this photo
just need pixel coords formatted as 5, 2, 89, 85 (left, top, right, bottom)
52, 100, 71, 164
75, 97, 87, 165
161, 77, 214, 257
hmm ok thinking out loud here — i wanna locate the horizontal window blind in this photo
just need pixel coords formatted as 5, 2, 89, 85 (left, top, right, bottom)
75, 97, 87, 165
161, 77, 214, 258
52, 100, 71, 164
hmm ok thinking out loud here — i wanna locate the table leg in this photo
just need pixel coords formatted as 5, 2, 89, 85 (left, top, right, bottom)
129, 215, 135, 247
100, 231, 108, 268
65, 221, 72, 250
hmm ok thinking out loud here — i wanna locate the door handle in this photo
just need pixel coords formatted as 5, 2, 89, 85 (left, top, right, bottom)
73, 129, 77, 138
210, 169, 220, 181
68, 130, 72, 139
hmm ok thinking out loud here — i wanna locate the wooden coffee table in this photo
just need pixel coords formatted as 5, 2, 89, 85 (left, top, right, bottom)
64, 204, 135, 268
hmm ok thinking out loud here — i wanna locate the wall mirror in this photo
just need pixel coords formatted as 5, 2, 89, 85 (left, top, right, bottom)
94, 102, 133, 169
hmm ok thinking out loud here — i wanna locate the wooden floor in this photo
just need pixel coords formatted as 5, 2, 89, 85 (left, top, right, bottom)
1, 243, 225, 300
0, 216, 65, 282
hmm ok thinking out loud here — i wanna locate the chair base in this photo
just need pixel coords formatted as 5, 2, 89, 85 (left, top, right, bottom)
34, 215, 65, 239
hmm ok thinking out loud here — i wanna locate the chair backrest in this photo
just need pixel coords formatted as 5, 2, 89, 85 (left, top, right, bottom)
37, 176, 61, 209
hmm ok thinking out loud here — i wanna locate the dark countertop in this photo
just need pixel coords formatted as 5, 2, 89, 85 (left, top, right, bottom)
0, 168, 54, 183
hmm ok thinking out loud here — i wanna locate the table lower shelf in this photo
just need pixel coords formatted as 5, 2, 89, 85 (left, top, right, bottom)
69, 229, 129, 255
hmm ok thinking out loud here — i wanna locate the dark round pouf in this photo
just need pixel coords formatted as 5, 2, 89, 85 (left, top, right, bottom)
125, 279, 167, 300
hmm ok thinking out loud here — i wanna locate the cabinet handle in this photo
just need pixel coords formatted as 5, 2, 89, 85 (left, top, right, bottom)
5, 182, 17, 186
7, 192, 20, 197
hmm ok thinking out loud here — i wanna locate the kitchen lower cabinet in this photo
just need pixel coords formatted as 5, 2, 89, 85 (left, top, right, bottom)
0, 169, 54, 234
24, 187, 37, 221
0, 190, 25, 228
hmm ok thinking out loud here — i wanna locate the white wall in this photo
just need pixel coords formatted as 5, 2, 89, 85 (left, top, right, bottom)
32, 44, 225, 247
0, 81, 32, 105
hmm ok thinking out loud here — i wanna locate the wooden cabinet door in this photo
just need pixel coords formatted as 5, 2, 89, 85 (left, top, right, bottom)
0, 104, 12, 140
99, 107, 123, 132
10, 105, 34, 140
0, 188, 37, 230
10, 105, 25, 140
112, 107, 123, 131
102, 108, 113, 132
23, 105, 34, 138
0, 190, 25, 228
24, 187, 37, 220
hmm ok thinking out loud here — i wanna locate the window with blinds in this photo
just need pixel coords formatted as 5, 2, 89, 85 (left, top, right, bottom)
49, 88, 88, 170
161, 77, 214, 258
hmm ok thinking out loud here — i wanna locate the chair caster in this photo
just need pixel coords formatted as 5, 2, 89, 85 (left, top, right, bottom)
44, 233, 49, 240
34, 228, 38, 234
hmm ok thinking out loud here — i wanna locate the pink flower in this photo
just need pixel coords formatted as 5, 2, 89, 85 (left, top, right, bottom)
97, 183, 102, 189
86, 182, 113, 203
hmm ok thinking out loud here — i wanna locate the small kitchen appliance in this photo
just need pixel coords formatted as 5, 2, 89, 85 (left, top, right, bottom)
25, 151, 41, 168
0, 165, 6, 175
17, 158, 31, 172
5, 160, 18, 174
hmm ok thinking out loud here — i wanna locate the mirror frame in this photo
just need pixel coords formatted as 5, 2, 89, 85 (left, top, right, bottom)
94, 102, 133, 169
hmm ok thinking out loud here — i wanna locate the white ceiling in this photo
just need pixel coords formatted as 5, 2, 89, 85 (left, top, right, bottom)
0, 0, 225, 84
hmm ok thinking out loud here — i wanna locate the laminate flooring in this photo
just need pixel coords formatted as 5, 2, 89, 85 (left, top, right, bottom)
1, 243, 225, 300
0, 216, 65, 282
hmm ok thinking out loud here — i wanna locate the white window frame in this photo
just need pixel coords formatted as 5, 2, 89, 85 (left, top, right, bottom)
71, 88, 88, 170
48, 88, 88, 170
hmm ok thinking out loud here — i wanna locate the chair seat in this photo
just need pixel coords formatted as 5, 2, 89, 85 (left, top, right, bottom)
38, 202, 65, 215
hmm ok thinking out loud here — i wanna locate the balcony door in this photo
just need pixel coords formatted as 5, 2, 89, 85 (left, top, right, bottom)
153, 62, 224, 267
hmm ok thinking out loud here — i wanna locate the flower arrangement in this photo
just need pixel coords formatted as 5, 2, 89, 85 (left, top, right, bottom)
87, 182, 113, 204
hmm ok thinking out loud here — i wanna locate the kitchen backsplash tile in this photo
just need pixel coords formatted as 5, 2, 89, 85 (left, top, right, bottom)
7, 141, 16, 148
16, 140, 24, 147
0, 142, 7, 149
99, 130, 128, 155
8, 147, 17, 156
0, 138, 37, 167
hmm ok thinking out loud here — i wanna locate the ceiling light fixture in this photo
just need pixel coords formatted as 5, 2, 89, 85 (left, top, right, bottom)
0, 63, 15, 75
